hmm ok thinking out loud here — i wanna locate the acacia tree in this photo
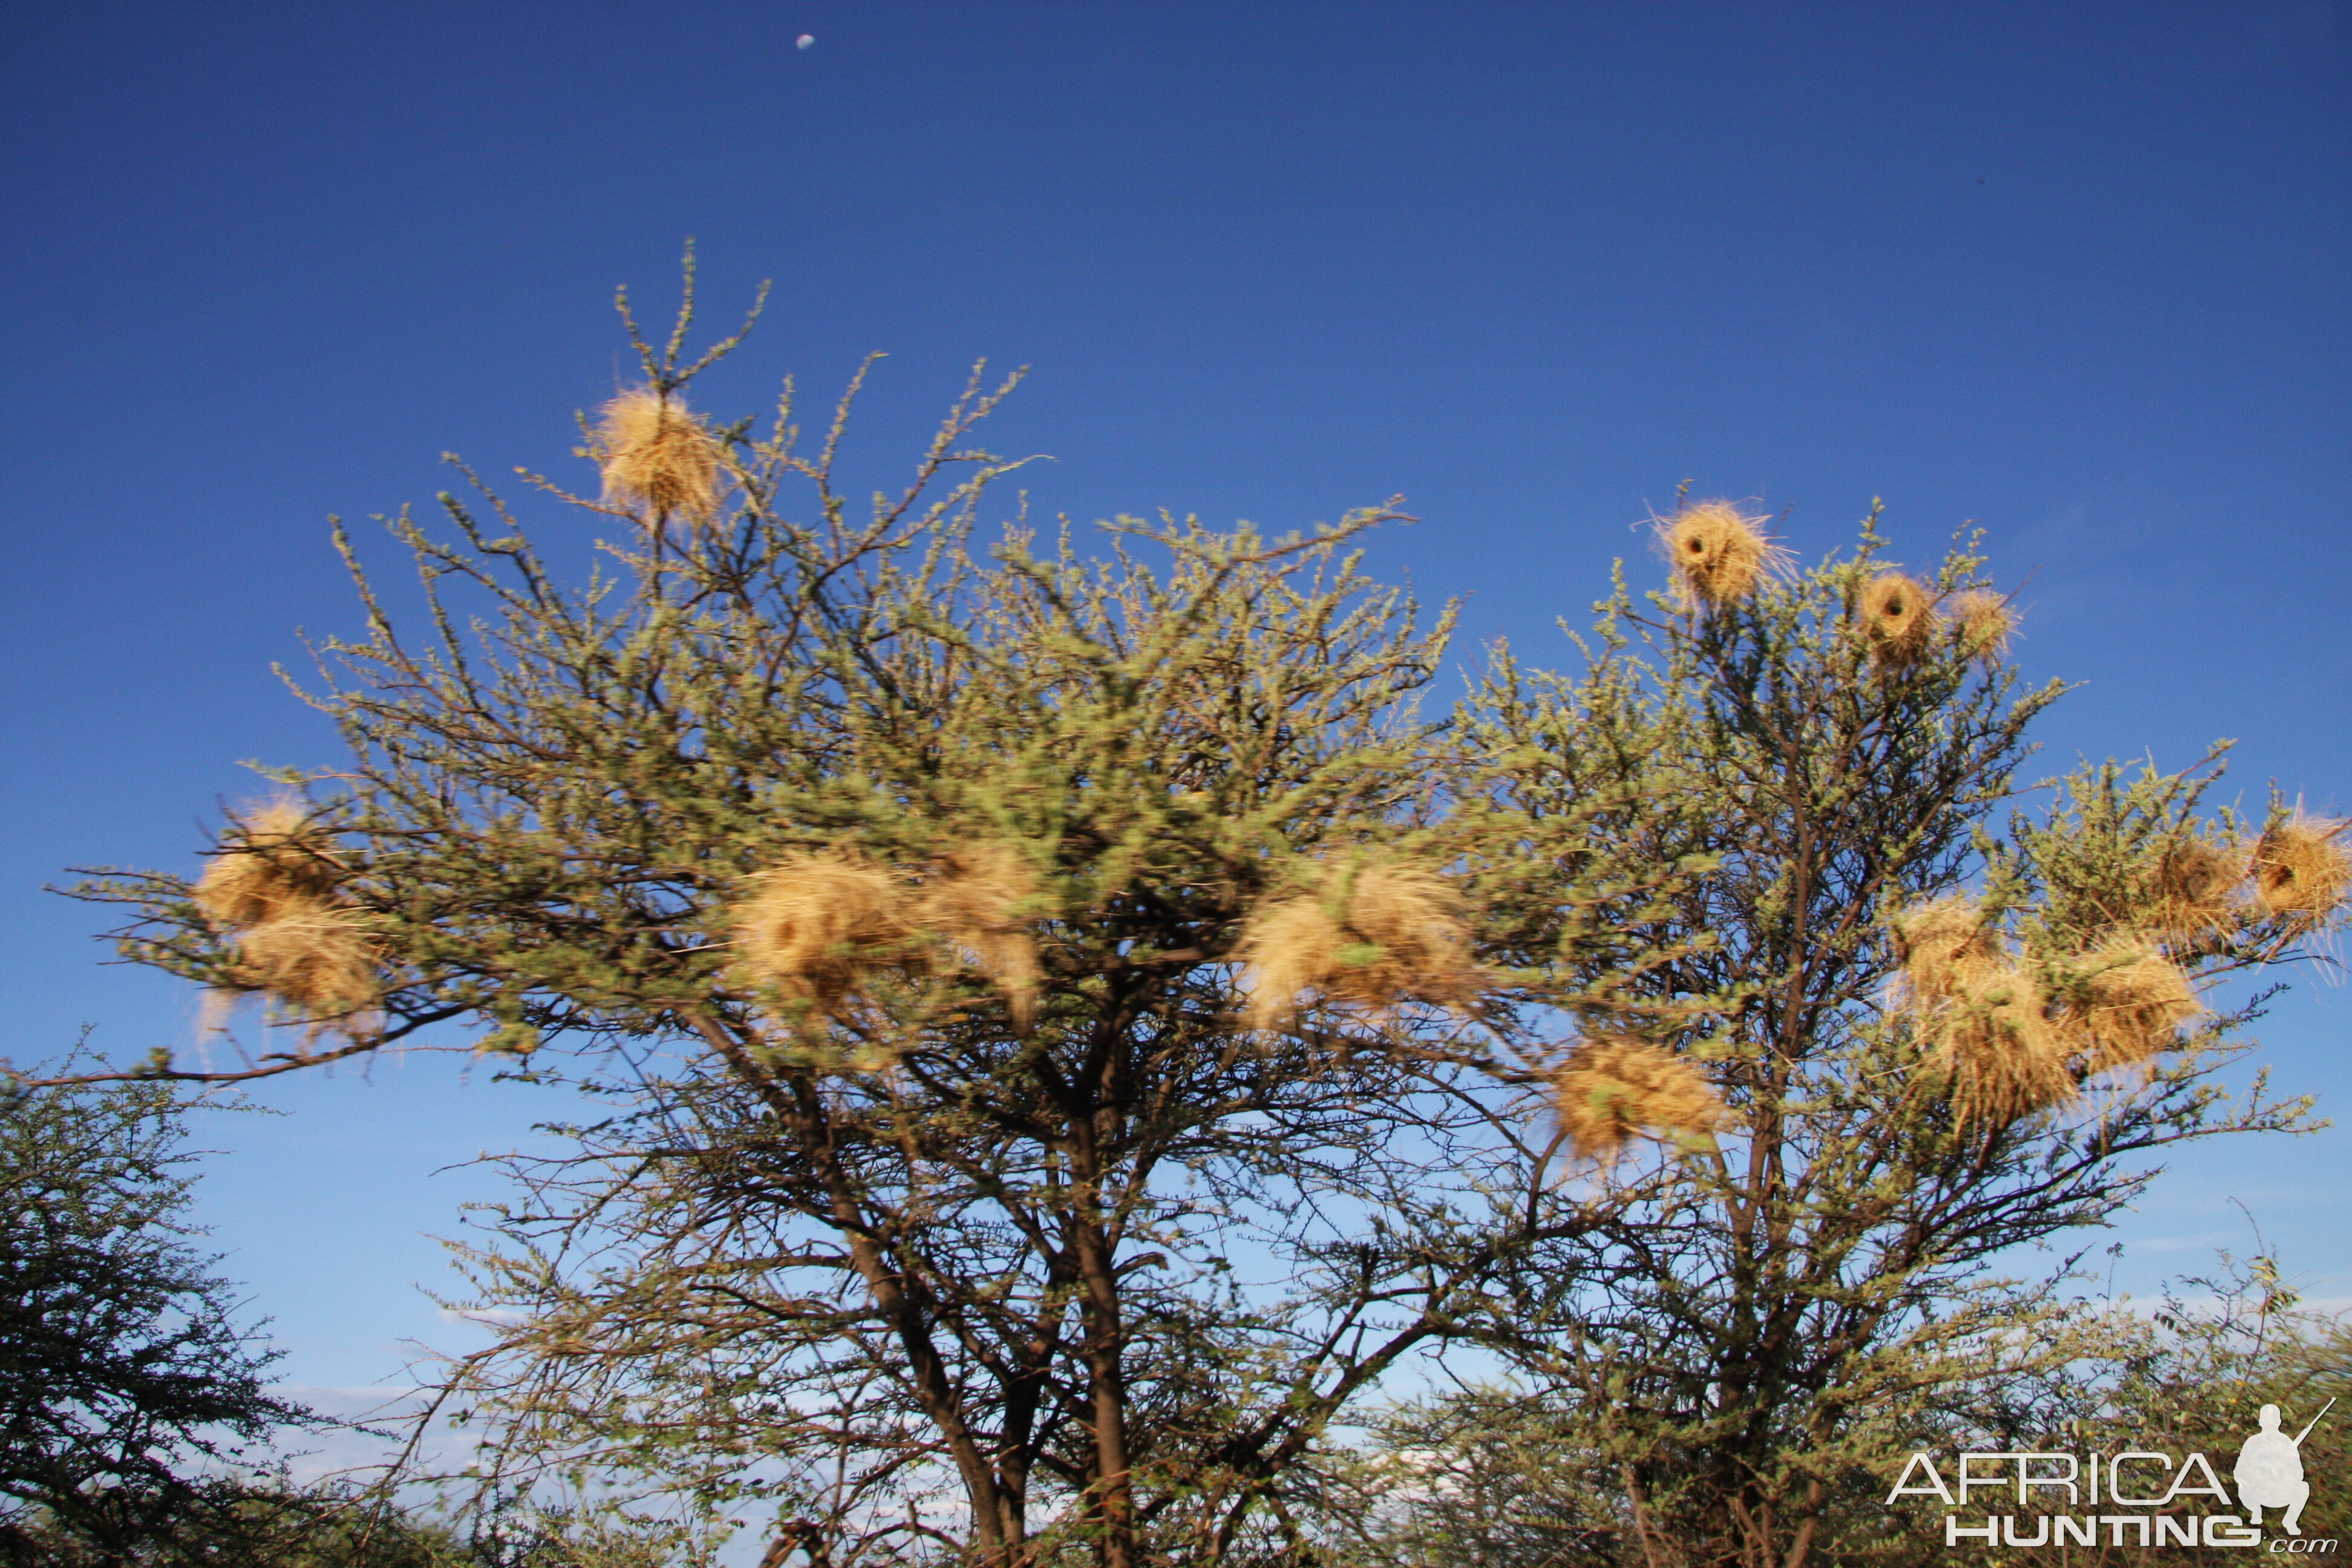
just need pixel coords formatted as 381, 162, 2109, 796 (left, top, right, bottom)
1308, 519, 2341, 1568
44, 270, 2342, 1568
51, 271, 1702, 1567
397, 509, 1659, 1567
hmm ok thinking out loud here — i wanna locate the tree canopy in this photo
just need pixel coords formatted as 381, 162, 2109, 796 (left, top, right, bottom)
0, 1066, 328, 1563
41, 263, 2347, 1567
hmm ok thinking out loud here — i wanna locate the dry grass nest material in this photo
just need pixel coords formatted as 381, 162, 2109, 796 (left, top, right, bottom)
2250, 816, 2351, 924
1894, 898, 2206, 1122
1858, 572, 1936, 665
2064, 942, 2203, 1076
1657, 500, 1788, 610
2149, 836, 2245, 939
230, 900, 381, 1019
194, 802, 344, 928
730, 844, 1047, 1023
196, 803, 381, 1029
915, 843, 1045, 1030
1944, 589, 2017, 665
1891, 897, 2000, 1005
1893, 898, 2071, 1125
593, 387, 724, 526
1237, 858, 1480, 1032
1549, 1038, 1723, 1162
731, 854, 916, 1011
1932, 961, 2073, 1126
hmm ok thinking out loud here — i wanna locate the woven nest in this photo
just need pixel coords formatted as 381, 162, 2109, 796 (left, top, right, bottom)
195, 804, 379, 1034
2063, 942, 2203, 1076
915, 841, 1045, 1029
1236, 858, 1480, 1032
1891, 897, 1999, 1004
1657, 500, 1786, 610
2249, 816, 2351, 926
1549, 1037, 1723, 1162
2147, 837, 2245, 940
1858, 572, 1936, 665
730, 854, 916, 1011
229, 898, 382, 1021
194, 802, 344, 928
1928, 960, 2075, 1126
1892, 900, 2074, 1125
1943, 589, 2017, 666
593, 387, 724, 526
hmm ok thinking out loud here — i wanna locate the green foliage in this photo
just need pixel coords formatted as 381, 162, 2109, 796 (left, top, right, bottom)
62, 272, 1702, 1566
0, 1062, 328, 1563
5, 1477, 700, 1567
45, 269, 2342, 1568
1315, 1256, 2350, 1568
1301, 522, 2333, 1568
1819, 1246, 2352, 1567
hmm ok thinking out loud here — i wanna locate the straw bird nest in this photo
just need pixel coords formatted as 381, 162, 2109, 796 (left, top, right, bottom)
592, 387, 725, 526
914, 843, 1045, 1030
194, 802, 344, 927
730, 854, 918, 1011
196, 802, 380, 1030
2148, 837, 2246, 940
2064, 942, 2203, 1076
2250, 816, 2350, 926
1891, 895, 2201, 1125
1657, 501, 1786, 610
1891, 897, 2001, 1005
1894, 898, 2069, 1124
1236, 858, 1481, 1032
1932, 961, 2073, 1126
1942, 589, 2017, 665
232, 903, 382, 1019
1858, 572, 1935, 665
1549, 1037, 1723, 1162
729, 843, 1047, 1024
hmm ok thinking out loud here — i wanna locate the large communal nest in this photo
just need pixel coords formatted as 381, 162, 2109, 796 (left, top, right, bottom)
1656, 500, 1787, 610
592, 387, 725, 527
2060, 942, 2203, 1076
729, 843, 1048, 1025
1858, 572, 1936, 666
196, 803, 381, 1033
2249, 815, 2351, 926
1549, 1037, 1723, 1163
1236, 858, 1481, 1033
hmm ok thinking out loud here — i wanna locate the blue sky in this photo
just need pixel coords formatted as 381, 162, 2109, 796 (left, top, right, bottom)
3, 0, 2348, 1420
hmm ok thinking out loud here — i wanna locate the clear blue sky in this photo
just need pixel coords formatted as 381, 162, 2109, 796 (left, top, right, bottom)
4, 0, 2347, 1422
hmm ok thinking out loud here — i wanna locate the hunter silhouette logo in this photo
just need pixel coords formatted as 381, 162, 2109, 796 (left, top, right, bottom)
2239, 1398, 2333, 1537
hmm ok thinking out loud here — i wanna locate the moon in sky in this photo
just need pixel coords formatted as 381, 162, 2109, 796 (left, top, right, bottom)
796, 34, 815, 49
